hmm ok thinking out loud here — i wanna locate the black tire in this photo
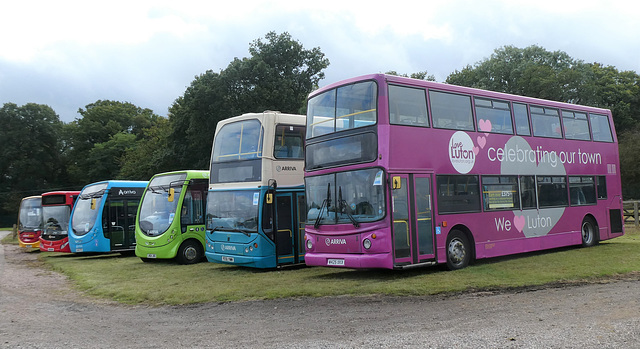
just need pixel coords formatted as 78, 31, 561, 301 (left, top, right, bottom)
176, 240, 203, 265
581, 217, 599, 247
446, 230, 471, 271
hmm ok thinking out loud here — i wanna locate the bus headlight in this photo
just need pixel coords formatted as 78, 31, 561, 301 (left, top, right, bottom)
306, 239, 313, 250
363, 238, 372, 250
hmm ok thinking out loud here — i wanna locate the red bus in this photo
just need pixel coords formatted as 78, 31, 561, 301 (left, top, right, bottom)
17, 196, 43, 249
39, 191, 80, 252
303, 74, 623, 270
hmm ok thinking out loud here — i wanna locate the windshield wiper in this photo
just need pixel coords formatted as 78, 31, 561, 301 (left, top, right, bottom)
338, 186, 359, 228
211, 226, 252, 237
314, 183, 331, 229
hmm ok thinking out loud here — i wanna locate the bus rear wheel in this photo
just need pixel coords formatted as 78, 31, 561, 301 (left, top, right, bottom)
446, 230, 471, 271
177, 240, 203, 265
581, 217, 599, 247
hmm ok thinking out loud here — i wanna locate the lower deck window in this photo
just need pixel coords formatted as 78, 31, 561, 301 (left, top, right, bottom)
437, 175, 481, 214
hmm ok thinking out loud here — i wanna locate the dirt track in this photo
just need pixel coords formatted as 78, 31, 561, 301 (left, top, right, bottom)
2, 230, 640, 348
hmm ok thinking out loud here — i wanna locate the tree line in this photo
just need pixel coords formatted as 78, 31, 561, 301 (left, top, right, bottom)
2, 34, 639, 225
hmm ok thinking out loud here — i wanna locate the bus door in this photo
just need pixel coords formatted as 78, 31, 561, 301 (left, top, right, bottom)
274, 192, 303, 265
105, 199, 138, 250
390, 173, 435, 266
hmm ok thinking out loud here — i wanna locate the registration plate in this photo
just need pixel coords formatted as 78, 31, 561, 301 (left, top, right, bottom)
327, 259, 345, 266
146, 254, 157, 259
75, 247, 83, 252
47, 248, 54, 252
222, 256, 235, 263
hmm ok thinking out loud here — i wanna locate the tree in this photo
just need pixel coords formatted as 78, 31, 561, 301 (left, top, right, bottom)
66, 100, 162, 183
168, 31, 330, 169
0, 103, 64, 225
119, 117, 174, 180
446, 45, 591, 103
386, 70, 436, 81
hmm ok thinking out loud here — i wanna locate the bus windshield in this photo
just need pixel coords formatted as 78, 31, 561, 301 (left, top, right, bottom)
306, 80, 377, 139
43, 206, 71, 235
210, 119, 264, 183
206, 190, 259, 234
138, 173, 187, 237
19, 198, 42, 230
72, 183, 109, 236
306, 167, 385, 226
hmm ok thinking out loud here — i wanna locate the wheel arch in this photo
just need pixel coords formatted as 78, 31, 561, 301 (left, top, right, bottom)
447, 224, 476, 262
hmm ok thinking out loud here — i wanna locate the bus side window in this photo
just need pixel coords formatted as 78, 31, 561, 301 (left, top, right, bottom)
590, 114, 614, 143
389, 85, 429, 127
531, 106, 562, 138
429, 90, 474, 131
474, 97, 513, 135
513, 103, 531, 136
597, 176, 607, 199
274, 124, 305, 159
519, 176, 537, 209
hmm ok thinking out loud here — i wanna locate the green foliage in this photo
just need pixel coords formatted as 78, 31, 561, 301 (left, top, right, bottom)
66, 100, 162, 183
0, 103, 65, 225
386, 70, 436, 81
167, 31, 329, 169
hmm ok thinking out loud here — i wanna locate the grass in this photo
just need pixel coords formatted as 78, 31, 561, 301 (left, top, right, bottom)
4, 227, 640, 305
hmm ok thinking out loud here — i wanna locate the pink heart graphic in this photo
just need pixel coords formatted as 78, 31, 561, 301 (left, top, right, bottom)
477, 136, 486, 149
472, 146, 479, 156
513, 215, 525, 232
478, 119, 492, 133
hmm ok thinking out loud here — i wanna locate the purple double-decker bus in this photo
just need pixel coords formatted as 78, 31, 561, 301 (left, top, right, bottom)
303, 74, 623, 270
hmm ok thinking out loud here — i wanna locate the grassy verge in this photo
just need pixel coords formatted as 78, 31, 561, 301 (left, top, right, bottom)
22, 226, 640, 305
1, 229, 19, 245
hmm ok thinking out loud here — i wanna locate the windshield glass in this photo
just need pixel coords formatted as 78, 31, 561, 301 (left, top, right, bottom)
43, 206, 71, 235
19, 197, 42, 230
138, 173, 187, 237
71, 183, 108, 236
306, 168, 385, 226
206, 190, 259, 233
212, 119, 263, 162
306, 81, 377, 139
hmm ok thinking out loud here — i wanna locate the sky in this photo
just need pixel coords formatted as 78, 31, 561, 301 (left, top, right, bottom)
1, 0, 639, 123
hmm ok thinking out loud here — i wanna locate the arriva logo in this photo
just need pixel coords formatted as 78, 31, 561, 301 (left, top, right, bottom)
325, 238, 347, 246
448, 131, 477, 174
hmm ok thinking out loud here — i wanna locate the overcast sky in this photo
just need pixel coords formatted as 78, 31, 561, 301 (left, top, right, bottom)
1, 0, 638, 123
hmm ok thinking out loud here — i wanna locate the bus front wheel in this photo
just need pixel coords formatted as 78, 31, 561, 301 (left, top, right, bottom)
177, 240, 203, 265
446, 230, 471, 271
581, 217, 599, 247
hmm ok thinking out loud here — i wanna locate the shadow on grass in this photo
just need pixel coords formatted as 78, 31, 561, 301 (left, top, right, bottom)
307, 243, 616, 282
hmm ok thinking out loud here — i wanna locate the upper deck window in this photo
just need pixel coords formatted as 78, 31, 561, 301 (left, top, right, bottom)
562, 110, 590, 141
429, 90, 474, 131
306, 81, 377, 139
474, 97, 513, 134
389, 85, 429, 127
531, 106, 562, 138
274, 124, 304, 159
212, 119, 264, 163
590, 113, 614, 142
513, 103, 531, 136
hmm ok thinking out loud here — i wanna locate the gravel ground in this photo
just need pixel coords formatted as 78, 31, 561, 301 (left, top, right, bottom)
2, 230, 640, 348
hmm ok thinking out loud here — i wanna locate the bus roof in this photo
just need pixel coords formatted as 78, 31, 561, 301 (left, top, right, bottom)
310, 73, 612, 115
